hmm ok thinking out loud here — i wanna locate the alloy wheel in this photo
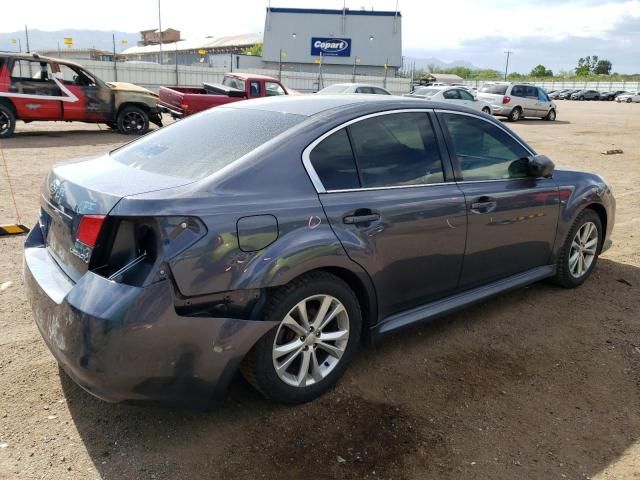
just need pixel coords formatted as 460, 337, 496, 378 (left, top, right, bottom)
0, 111, 11, 135
122, 111, 146, 133
569, 221, 598, 278
272, 294, 350, 388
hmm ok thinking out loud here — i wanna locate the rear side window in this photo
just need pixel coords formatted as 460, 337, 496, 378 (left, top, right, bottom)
441, 113, 530, 181
479, 84, 508, 95
373, 88, 390, 95
348, 112, 444, 188
309, 129, 360, 191
111, 108, 304, 180
511, 85, 526, 97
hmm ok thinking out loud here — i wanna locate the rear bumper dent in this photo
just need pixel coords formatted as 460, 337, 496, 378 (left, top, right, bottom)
24, 229, 276, 407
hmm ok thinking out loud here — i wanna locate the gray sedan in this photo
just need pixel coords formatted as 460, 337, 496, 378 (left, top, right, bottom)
317, 83, 392, 95
25, 96, 615, 406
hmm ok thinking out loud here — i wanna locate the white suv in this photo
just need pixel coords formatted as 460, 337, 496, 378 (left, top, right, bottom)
477, 83, 557, 121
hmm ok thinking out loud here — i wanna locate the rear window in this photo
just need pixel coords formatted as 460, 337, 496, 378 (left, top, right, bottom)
319, 85, 351, 94
413, 87, 440, 96
111, 108, 304, 180
479, 84, 508, 95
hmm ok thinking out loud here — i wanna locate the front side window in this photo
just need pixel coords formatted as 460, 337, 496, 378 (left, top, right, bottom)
537, 88, 550, 102
459, 90, 475, 101
56, 64, 97, 87
348, 112, 444, 188
441, 113, 531, 181
266, 82, 286, 96
525, 86, 538, 98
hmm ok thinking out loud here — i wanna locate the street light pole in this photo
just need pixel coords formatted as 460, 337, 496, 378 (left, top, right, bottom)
157, 0, 163, 65
504, 49, 513, 81
279, 48, 283, 81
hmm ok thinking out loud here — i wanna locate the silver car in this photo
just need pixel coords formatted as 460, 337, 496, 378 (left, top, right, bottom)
317, 83, 392, 95
477, 83, 557, 121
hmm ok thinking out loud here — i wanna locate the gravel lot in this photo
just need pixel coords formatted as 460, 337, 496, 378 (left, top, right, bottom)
1, 101, 639, 480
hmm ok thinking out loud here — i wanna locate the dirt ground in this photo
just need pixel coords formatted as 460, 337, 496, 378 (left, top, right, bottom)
0, 101, 639, 480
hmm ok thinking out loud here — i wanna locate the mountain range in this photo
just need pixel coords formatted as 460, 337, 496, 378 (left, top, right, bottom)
0, 29, 140, 53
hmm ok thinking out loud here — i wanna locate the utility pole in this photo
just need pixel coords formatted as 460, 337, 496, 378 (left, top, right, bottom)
504, 49, 513, 81
157, 0, 163, 65
112, 34, 118, 81
25, 25, 31, 53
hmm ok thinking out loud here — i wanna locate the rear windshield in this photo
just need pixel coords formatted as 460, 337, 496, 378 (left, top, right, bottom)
319, 85, 351, 94
412, 87, 440, 96
479, 84, 508, 95
111, 108, 304, 180
222, 76, 245, 91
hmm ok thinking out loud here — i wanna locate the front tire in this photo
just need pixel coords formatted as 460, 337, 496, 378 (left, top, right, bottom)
242, 272, 362, 404
116, 106, 150, 135
508, 107, 522, 122
544, 108, 556, 121
627, 98, 633, 103
482, 106, 492, 115
0, 104, 16, 139
552, 209, 602, 288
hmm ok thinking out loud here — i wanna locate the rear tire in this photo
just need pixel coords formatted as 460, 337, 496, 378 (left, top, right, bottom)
508, 107, 522, 122
552, 209, 602, 289
242, 272, 362, 404
0, 104, 16, 139
116, 106, 149, 135
627, 98, 633, 103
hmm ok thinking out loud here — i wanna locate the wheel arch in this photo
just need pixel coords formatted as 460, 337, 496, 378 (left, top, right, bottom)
583, 203, 607, 251
0, 97, 16, 115
264, 265, 378, 333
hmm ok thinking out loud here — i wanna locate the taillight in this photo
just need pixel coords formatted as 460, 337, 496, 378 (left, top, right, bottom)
76, 215, 106, 247
502, 96, 511, 104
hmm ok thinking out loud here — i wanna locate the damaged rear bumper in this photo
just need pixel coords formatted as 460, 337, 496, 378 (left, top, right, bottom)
24, 226, 276, 407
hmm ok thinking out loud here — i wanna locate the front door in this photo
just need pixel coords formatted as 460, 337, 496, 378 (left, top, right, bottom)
306, 111, 467, 319
54, 63, 112, 122
437, 110, 559, 289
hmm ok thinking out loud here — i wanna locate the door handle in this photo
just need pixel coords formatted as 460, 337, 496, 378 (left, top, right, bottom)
343, 213, 381, 224
470, 200, 497, 214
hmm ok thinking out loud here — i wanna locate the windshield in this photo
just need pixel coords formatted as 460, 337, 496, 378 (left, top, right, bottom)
411, 87, 440, 96
222, 76, 246, 91
319, 85, 351, 94
479, 84, 508, 95
111, 108, 305, 180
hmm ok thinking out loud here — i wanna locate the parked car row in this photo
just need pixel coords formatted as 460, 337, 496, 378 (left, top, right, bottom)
548, 88, 633, 101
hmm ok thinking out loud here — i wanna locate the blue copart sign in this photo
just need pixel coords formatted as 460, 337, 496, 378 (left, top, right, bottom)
311, 37, 351, 57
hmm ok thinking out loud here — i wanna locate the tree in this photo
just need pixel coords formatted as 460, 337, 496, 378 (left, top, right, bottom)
507, 72, 526, 80
243, 42, 263, 56
529, 64, 553, 77
594, 59, 612, 75
576, 55, 602, 75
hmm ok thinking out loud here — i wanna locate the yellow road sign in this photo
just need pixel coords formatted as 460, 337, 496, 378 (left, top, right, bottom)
63, 37, 73, 45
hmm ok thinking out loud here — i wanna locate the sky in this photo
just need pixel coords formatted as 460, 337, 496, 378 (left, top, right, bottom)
1, 0, 639, 73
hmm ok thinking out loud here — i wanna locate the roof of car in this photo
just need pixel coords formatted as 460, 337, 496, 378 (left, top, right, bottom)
326, 83, 386, 88
225, 94, 475, 117
225, 72, 280, 82
0, 51, 84, 68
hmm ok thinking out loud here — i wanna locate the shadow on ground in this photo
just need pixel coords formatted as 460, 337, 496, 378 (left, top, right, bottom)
61, 258, 640, 480
0, 128, 142, 149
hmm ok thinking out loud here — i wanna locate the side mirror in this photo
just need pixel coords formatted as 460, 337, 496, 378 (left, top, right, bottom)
528, 154, 555, 178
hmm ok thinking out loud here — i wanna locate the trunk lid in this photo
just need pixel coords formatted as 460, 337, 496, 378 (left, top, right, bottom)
40, 154, 191, 282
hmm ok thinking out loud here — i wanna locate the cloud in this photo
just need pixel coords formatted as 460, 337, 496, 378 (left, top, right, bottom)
404, 12, 640, 73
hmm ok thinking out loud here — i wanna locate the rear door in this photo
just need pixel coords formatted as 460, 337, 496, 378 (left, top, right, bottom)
307, 110, 467, 319
6, 58, 62, 120
437, 110, 559, 289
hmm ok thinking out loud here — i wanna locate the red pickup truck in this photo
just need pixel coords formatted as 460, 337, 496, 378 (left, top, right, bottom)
158, 73, 290, 118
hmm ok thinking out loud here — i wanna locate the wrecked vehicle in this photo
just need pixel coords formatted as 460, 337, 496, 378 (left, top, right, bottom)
0, 52, 162, 138
158, 72, 290, 118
